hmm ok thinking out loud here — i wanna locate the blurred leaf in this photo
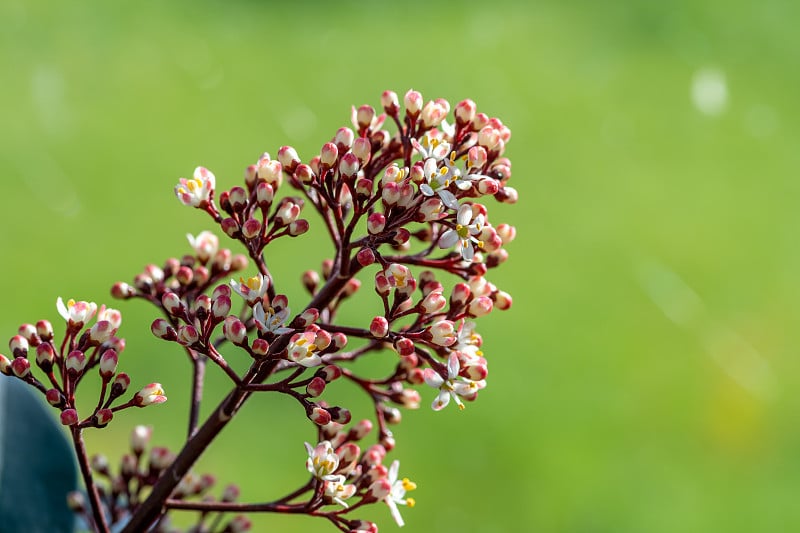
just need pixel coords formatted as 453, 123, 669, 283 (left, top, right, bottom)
0, 377, 77, 533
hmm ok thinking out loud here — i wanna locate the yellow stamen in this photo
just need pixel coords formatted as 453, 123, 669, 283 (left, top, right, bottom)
402, 478, 417, 491
406, 497, 416, 508
245, 276, 261, 290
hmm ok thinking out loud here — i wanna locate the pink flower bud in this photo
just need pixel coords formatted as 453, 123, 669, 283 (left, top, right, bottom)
473, 112, 490, 130
95, 409, 113, 426
393, 337, 415, 357
46, 388, 63, 406
294, 163, 315, 184
134, 383, 167, 407
276, 201, 300, 225
478, 177, 500, 196
352, 137, 372, 164
355, 105, 376, 129
289, 219, 309, 236
177, 325, 200, 346
229, 186, 248, 210
319, 364, 342, 382
298, 308, 319, 327
36, 320, 54, 341
367, 478, 392, 501
175, 266, 194, 285
451, 283, 472, 307
223, 316, 247, 345
468, 296, 493, 317
356, 177, 374, 198
151, 319, 177, 341
367, 212, 386, 235
331, 332, 348, 350
404, 89, 422, 116
60, 409, 79, 426
455, 98, 477, 126
381, 90, 399, 115
426, 320, 457, 346
18, 323, 37, 343
222, 484, 240, 502
221, 217, 240, 237
9, 335, 28, 358
338, 152, 360, 178
329, 406, 351, 424
212, 295, 231, 319
256, 182, 274, 206
374, 273, 391, 297
370, 316, 389, 338
277, 145, 300, 172
112, 373, 131, 395
257, 157, 283, 188
308, 406, 331, 426
251, 338, 270, 357
306, 376, 326, 397
493, 290, 513, 310
131, 425, 153, 454
320, 142, 339, 168
356, 247, 375, 266
66, 350, 87, 374
393, 228, 411, 246
383, 405, 402, 424
228, 515, 252, 533
99, 349, 118, 379
161, 292, 184, 316
343, 278, 361, 297
11, 357, 30, 378
241, 218, 262, 239
149, 446, 174, 470
35, 343, 55, 371
420, 290, 447, 314
89, 320, 115, 344
420, 98, 450, 128
334, 127, 355, 151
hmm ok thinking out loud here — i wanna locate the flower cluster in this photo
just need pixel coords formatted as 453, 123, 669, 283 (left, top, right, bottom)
1, 89, 515, 533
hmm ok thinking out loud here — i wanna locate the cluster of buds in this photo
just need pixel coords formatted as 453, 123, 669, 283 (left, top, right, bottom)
0, 297, 165, 430
3, 89, 516, 532
68, 426, 250, 533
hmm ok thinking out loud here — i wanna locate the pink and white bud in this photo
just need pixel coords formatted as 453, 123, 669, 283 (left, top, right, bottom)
329, 406, 351, 424
493, 290, 513, 310
419, 197, 446, 221
257, 157, 283, 188
393, 227, 411, 246
306, 376, 327, 397
381, 90, 399, 115
227, 515, 252, 533
251, 338, 270, 357
10, 357, 30, 378
241, 217, 262, 240
9, 335, 28, 358
277, 145, 300, 172
477, 177, 500, 196
451, 283, 472, 307
255, 182, 275, 208
151, 319, 177, 341
212, 295, 231, 319
35, 343, 55, 371
294, 163, 316, 185
426, 320, 457, 346
112, 373, 131, 395
134, 383, 168, 407
94, 409, 113, 426
355, 105, 376, 129
321, 259, 334, 279
60, 409, 79, 426
473, 112, 490, 130
374, 273, 391, 297
18, 323, 37, 343
276, 201, 300, 225
468, 296, 494, 317
131, 425, 153, 454
370, 316, 389, 338
331, 332, 348, 350
223, 316, 247, 345
36, 320, 54, 341
187, 230, 219, 263
381, 181, 401, 205
89, 320, 115, 345
367, 212, 386, 235
46, 389, 63, 406
320, 142, 339, 168
297, 308, 319, 327
393, 337, 415, 357
177, 325, 199, 346
309, 406, 332, 426
175, 265, 194, 286
319, 364, 342, 382
343, 278, 361, 297
404, 89, 423, 116
339, 152, 360, 178
420, 98, 450, 128
289, 219, 309, 236
66, 350, 87, 374
455, 99, 477, 126
149, 447, 174, 470
221, 217, 240, 237
366, 478, 392, 501
228, 186, 248, 210
99, 349, 119, 379
175, 166, 215, 207
161, 292, 184, 316
496, 223, 517, 244
420, 290, 447, 314
352, 137, 372, 164
356, 247, 375, 267
222, 484, 241, 502
302, 270, 320, 293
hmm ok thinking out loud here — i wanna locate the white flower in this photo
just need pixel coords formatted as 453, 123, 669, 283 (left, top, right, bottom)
230, 274, 270, 304
174, 167, 215, 207
385, 460, 416, 527
305, 440, 339, 481
324, 475, 356, 508
411, 134, 450, 161
287, 331, 321, 367
437, 204, 485, 261
423, 353, 486, 411
187, 231, 219, 262
56, 297, 98, 327
419, 158, 458, 209
253, 301, 292, 335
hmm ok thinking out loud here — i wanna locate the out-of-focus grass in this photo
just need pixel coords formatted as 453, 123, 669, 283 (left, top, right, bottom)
2, 0, 800, 531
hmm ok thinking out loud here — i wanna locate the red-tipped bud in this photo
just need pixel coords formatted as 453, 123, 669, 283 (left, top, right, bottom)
161, 292, 184, 316
99, 349, 118, 379
493, 290, 513, 310
319, 364, 342, 382
451, 283, 472, 307
177, 325, 199, 346
212, 295, 231, 319
381, 90, 399, 115
455, 98, 477, 126
339, 152, 360, 178
352, 137, 372, 164
393, 228, 411, 246
221, 217, 240, 237
469, 296, 494, 317
229, 186, 248, 211
367, 213, 386, 235
343, 278, 361, 297
331, 332, 348, 350
60, 409, 79, 426
320, 142, 339, 168
308, 406, 331, 426
356, 177, 374, 198
329, 406, 351, 424
112, 373, 131, 396
35, 343, 55, 372
36, 320, 54, 341
407, 367, 425, 385
420, 290, 447, 314
374, 273, 391, 297
227, 515, 252, 533
425, 320, 457, 346
367, 478, 392, 501
175, 265, 194, 285
0, 354, 10, 376
369, 316, 389, 338
251, 338, 270, 357
306, 376, 327, 397
223, 316, 247, 345
356, 247, 375, 266
321, 259, 334, 280
294, 163, 315, 184
394, 337, 415, 357
46, 388, 64, 407
298, 308, 319, 327
9, 335, 28, 358
242, 218, 262, 240
277, 145, 300, 173
11, 357, 30, 378
334, 127, 355, 151
404, 89, 422, 116
18, 324, 36, 343
355, 105, 376, 129
222, 484, 241, 502
111, 281, 134, 299
151, 319, 177, 341
65, 350, 87, 374
352, 419, 373, 441
289, 219, 309, 236
94, 409, 113, 427
255, 182, 274, 207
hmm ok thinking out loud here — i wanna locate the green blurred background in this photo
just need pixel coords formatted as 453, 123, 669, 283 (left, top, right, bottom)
2, 0, 799, 531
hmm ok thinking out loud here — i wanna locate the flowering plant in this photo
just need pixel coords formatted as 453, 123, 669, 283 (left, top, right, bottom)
0, 89, 516, 532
